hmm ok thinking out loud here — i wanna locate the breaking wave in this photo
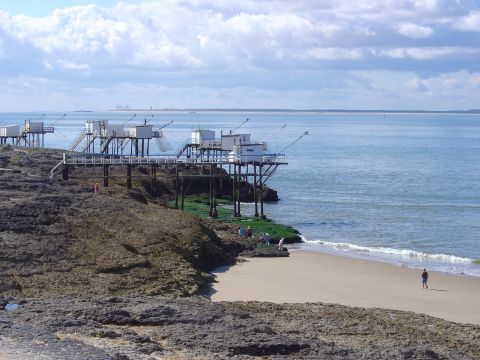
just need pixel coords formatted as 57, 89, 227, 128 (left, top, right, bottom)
303, 238, 473, 264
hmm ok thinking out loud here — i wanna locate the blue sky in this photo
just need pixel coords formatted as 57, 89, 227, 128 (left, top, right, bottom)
0, 1, 126, 16
0, 0, 480, 111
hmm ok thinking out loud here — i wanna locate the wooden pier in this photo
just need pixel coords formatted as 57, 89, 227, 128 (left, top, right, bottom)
51, 153, 286, 218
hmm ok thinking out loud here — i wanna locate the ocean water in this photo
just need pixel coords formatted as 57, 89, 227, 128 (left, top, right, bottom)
2, 111, 479, 276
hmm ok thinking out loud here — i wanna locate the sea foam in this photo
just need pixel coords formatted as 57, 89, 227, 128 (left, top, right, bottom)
298, 235, 480, 277
303, 238, 473, 263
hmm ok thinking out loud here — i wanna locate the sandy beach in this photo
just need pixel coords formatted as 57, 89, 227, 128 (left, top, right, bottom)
211, 250, 480, 325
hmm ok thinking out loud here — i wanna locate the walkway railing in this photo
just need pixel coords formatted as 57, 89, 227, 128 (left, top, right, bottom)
50, 153, 287, 178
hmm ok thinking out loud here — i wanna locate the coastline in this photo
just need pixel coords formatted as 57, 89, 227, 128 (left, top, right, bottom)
2, 146, 480, 358
211, 249, 480, 325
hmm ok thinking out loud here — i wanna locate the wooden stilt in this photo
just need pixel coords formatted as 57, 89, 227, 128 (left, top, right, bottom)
209, 164, 213, 214
259, 165, 264, 218
180, 172, 185, 211
127, 164, 132, 189
62, 165, 69, 180
175, 163, 179, 209
233, 163, 237, 216
151, 164, 156, 197
253, 163, 259, 217
237, 163, 241, 217
103, 165, 109, 187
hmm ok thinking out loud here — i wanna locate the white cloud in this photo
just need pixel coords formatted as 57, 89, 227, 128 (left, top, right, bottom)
43, 61, 54, 70
470, 75, 480, 87
379, 47, 479, 59
397, 23, 434, 38
297, 48, 363, 61
454, 10, 480, 32
404, 78, 428, 92
58, 60, 90, 71
0, 1, 479, 110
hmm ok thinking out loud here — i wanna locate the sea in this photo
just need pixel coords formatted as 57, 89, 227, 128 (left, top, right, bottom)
2, 111, 479, 276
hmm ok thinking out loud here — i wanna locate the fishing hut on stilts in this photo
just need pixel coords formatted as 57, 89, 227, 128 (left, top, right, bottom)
51, 118, 306, 219
1, 116, 55, 147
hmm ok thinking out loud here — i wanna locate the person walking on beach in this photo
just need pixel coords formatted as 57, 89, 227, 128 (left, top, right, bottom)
278, 237, 284, 251
421, 268, 429, 289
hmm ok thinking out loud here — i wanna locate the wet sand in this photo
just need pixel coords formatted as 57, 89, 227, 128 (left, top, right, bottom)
211, 250, 480, 325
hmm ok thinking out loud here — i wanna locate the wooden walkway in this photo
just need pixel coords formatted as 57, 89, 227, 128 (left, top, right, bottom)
50, 152, 287, 219
50, 153, 286, 178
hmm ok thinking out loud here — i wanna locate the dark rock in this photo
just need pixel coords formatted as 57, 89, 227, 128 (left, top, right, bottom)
90, 329, 122, 339
137, 342, 162, 354
91, 308, 133, 325
228, 341, 309, 356
112, 353, 130, 360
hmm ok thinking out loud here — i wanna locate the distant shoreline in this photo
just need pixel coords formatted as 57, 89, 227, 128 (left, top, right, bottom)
109, 108, 480, 115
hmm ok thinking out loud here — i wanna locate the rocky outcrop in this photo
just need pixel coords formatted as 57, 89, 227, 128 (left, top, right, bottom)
0, 147, 251, 299
1, 296, 479, 359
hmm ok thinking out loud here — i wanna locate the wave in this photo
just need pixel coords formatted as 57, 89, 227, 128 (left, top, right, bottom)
301, 236, 474, 264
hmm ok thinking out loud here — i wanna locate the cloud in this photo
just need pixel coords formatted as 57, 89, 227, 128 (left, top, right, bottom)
379, 47, 479, 60
397, 23, 434, 38
404, 78, 428, 92
454, 10, 480, 32
0, 0, 479, 110
297, 48, 364, 61
58, 60, 90, 71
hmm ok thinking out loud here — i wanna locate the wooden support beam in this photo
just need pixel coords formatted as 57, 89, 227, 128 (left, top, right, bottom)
62, 165, 69, 180
233, 163, 237, 216
175, 163, 179, 209
253, 163, 259, 217
209, 164, 213, 214
237, 163, 241, 217
213, 165, 217, 216
260, 165, 265, 218
151, 164, 156, 197
180, 173, 185, 211
103, 165, 109, 187
126, 164, 132, 189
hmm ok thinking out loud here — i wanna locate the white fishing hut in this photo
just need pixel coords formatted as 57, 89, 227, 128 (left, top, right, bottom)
228, 143, 265, 163
85, 120, 108, 134
192, 129, 219, 148
129, 124, 153, 139
0, 124, 20, 145
22, 120, 54, 147
25, 120, 44, 133
0, 124, 20, 137
104, 124, 126, 137
221, 133, 251, 151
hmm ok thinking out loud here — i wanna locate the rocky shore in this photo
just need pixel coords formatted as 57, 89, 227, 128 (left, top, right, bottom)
1, 146, 479, 359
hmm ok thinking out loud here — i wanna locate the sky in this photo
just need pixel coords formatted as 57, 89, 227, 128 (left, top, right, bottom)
0, 0, 479, 111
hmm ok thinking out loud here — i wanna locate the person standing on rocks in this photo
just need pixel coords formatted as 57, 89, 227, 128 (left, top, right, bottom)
93, 183, 100, 194
278, 238, 284, 250
247, 226, 253, 239
265, 233, 271, 246
421, 268, 429, 289
238, 226, 245, 238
